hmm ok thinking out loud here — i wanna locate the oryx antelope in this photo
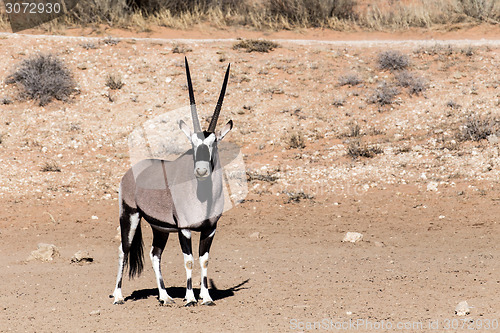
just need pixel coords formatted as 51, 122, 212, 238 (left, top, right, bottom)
112, 58, 233, 306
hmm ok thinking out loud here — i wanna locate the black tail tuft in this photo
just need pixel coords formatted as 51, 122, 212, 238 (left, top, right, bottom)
128, 220, 144, 279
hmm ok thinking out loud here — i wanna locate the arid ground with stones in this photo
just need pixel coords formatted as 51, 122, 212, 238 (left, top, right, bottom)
0, 21, 500, 332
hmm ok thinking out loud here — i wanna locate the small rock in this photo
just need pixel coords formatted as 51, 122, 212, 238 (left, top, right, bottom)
91, 215, 99, 220
455, 301, 471, 316
89, 309, 101, 316
71, 250, 94, 263
342, 232, 363, 243
427, 181, 438, 192
487, 134, 498, 145
27, 243, 59, 262
249, 232, 261, 239
374, 241, 385, 247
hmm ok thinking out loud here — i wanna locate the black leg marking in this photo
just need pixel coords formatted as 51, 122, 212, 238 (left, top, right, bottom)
179, 230, 197, 306
199, 224, 217, 306
203, 276, 208, 289
151, 229, 173, 305
199, 223, 217, 257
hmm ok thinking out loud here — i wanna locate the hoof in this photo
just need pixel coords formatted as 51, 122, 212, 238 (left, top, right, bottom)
159, 298, 175, 306
113, 299, 125, 305
184, 301, 197, 307
202, 300, 215, 306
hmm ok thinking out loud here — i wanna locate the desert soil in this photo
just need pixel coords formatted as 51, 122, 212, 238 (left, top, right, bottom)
0, 26, 499, 332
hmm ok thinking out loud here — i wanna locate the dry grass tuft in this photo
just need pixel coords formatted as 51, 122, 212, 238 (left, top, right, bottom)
338, 73, 362, 86
247, 171, 279, 183
458, 114, 499, 141
283, 190, 314, 203
105, 74, 124, 90
287, 132, 306, 149
172, 43, 193, 54
347, 139, 383, 159
233, 39, 279, 53
41, 161, 61, 172
343, 122, 361, 138
395, 71, 426, 95
368, 82, 400, 106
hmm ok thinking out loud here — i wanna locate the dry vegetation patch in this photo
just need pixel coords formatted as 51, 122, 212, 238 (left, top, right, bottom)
2, 0, 497, 31
459, 114, 499, 142
5, 54, 75, 106
368, 82, 400, 106
105, 74, 124, 90
233, 39, 279, 53
378, 50, 410, 71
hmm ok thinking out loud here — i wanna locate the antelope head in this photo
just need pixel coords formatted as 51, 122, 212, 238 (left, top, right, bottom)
179, 57, 233, 180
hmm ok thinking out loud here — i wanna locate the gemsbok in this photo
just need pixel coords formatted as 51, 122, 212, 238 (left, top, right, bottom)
112, 57, 233, 306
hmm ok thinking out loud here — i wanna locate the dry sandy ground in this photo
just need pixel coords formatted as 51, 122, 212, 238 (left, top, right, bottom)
0, 27, 499, 332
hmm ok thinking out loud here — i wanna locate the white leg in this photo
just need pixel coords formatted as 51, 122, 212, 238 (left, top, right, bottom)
199, 252, 214, 305
183, 253, 196, 305
112, 245, 125, 304
150, 246, 174, 305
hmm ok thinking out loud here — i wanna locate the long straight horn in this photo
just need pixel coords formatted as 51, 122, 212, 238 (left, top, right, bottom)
208, 63, 230, 133
185, 57, 201, 133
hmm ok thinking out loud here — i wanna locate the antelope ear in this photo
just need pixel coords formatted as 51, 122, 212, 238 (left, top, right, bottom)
179, 120, 192, 140
217, 120, 233, 141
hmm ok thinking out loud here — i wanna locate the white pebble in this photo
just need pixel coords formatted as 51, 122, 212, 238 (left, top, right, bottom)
342, 232, 363, 243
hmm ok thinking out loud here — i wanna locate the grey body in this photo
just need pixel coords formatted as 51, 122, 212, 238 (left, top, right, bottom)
122, 150, 224, 231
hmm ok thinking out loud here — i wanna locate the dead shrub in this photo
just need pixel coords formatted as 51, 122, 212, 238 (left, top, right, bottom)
41, 161, 61, 172
347, 139, 383, 158
338, 73, 362, 86
246, 171, 279, 183
395, 71, 426, 95
233, 39, 279, 53
368, 82, 399, 105
81, 41, 98, 50
105, 74, 124, 90
172, 43, 192, 53
458, 114, 498, 141
283, 191, 314, 203
103, 37, 121, 45
341, 122, 361, 138
287, 132, 306, 149
378, 50, 410, 71
447, 100, 461, 109
6, 54, 75, 106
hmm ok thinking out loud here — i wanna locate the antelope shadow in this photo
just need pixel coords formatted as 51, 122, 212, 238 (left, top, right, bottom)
124, 278, 249, 302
